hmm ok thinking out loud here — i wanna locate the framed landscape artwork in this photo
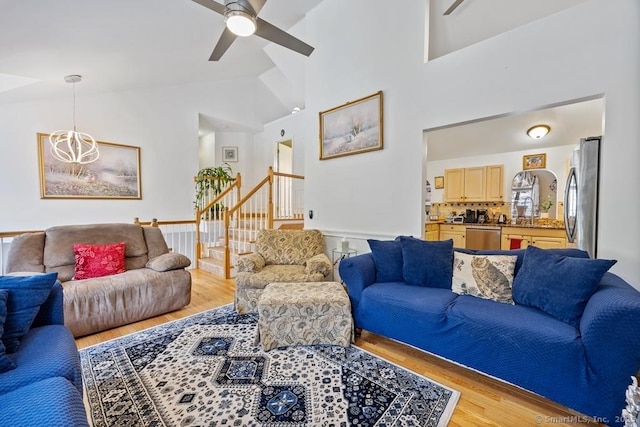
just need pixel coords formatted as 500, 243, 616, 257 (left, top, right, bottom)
319, 91, 383, 160
523, 153, 546, 170
37, 133, 141, 199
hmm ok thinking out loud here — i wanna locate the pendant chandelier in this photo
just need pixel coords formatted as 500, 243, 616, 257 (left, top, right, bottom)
49, 75, 99, 164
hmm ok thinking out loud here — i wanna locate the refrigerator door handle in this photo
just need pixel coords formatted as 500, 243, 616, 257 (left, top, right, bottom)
564, 167, 578, 243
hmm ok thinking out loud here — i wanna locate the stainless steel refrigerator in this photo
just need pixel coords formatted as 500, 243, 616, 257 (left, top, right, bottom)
564, 136, 601, 258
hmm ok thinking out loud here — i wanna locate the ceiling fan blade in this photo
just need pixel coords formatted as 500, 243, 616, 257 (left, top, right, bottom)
210, 27, 238, 61
443, 0, 464, 15
254, 18, 314, 57
245, 0, 267, 15
191, 0, 226, 15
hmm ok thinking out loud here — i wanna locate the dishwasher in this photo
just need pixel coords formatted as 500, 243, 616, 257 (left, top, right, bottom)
465, 226, 502, 250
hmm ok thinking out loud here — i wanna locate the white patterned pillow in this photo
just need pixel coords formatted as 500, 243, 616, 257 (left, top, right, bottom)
452, 251, 518, 304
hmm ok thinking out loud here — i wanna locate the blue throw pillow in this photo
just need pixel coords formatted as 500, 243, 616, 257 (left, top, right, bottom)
512, 246, 616, 328
0, 272, 58, 353
459, 247, 590, 276
398, 237, 454, 288
0, 290, 16, 373
367, 239, 404, 282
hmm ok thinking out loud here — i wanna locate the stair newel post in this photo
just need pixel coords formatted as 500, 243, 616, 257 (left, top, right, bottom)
267, 167, 274, 229
223, 208, 231, 279
235, 172, 242, 220
195, 210, 202, 263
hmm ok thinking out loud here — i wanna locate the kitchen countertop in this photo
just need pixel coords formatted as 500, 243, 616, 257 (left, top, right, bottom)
426, 221, 565, 230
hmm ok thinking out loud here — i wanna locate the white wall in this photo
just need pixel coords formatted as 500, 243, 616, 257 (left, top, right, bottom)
198, 132, 216, 168
0, 88, 197, 228
214, 131, 254, 193
0, 78, 279, 229
251, 110, 309, 186
297, 0, 640, 285
303, 0, 426, 242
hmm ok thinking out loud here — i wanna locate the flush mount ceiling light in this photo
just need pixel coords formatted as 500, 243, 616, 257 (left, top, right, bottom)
527, 124, 551, 139
224, 2, 256, 37
49, 75, 99, 164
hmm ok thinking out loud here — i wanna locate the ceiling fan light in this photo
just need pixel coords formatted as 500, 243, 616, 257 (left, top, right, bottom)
225, 10, 256, 37
527, 124, 550, 139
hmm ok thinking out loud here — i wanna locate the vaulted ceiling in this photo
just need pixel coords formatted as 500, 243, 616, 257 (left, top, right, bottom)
0, 0, 321, 126
1, 0, 591, 138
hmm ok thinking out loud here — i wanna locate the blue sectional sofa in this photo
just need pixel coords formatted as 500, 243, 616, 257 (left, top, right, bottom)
339, 238, 640, 426
0, 277, 88, 427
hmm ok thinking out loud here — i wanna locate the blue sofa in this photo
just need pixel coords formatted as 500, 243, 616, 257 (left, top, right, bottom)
0, 279, 89, 427
339, 240, 640, 426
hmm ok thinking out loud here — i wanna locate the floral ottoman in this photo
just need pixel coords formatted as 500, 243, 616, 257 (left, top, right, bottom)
256, 282, 354, 351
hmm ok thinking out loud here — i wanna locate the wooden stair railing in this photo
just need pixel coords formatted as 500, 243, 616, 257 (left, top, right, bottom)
194, 173, 242, 262
196, 167, 304, 279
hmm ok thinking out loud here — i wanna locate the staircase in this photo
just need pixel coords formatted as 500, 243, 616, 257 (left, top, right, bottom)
195, 167, 304, 279
197, 219, 261, 277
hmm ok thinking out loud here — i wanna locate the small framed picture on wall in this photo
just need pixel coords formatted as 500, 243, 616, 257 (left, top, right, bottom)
434, 176, 444, 189
222, 146, 238, 162
523, 153, 546, 170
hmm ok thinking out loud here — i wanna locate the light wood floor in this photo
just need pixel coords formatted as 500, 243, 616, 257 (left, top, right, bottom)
75, 269, 599, 426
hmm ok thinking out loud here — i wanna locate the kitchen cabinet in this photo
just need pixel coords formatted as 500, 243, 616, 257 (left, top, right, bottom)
439, 224, 466, 247
444, 165, 503, 202
485, 164, 504, 201
425, 223, 439, 241
501, 227, 566, 250
443, 168, 464, 201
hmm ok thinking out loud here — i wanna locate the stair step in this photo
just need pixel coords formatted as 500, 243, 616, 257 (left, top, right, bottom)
226, 229, 259, 240
206, 241, 254, 255
198, 257, 236, 278
206, 247, 248, 263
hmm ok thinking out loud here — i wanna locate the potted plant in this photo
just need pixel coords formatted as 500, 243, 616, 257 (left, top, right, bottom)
539, 195, 554, 218
194, 163, 234, 220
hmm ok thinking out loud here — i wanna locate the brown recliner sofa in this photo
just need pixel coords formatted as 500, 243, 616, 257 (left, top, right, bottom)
6, 223, 192, 337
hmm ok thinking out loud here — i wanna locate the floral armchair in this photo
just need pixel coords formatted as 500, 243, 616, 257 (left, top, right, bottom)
234, 229, 332, 314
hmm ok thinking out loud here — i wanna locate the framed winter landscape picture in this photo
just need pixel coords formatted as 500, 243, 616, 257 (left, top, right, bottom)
37, 133, 141, 199
319, 91, 383, 160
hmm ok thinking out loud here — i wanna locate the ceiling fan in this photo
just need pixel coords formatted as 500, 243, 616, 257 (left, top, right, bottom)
443, 0, 464, 15
191, 0, 315, 61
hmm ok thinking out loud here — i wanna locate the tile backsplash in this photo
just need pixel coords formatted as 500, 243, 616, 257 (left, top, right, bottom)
429, 201, 564, 223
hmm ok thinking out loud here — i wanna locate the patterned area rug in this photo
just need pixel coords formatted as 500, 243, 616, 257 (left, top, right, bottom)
80, 305, 459, 426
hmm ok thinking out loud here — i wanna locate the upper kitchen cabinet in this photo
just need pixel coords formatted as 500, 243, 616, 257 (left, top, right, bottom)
444, 168, 466, 201
444, 165, 503, 202
485, 165, 504, 201
445, 166, 484, 202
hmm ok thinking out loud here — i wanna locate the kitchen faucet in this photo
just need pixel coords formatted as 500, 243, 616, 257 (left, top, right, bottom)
524, 197, 534, 225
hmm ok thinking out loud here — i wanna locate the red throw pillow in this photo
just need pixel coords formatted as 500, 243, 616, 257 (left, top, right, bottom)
73, 242, 126, 280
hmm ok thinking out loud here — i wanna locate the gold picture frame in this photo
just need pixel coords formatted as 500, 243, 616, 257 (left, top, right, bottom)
38, 132, 141, 199
434, 176, 444, 189
523, 153, 546, 170
319, 91, 383, 160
